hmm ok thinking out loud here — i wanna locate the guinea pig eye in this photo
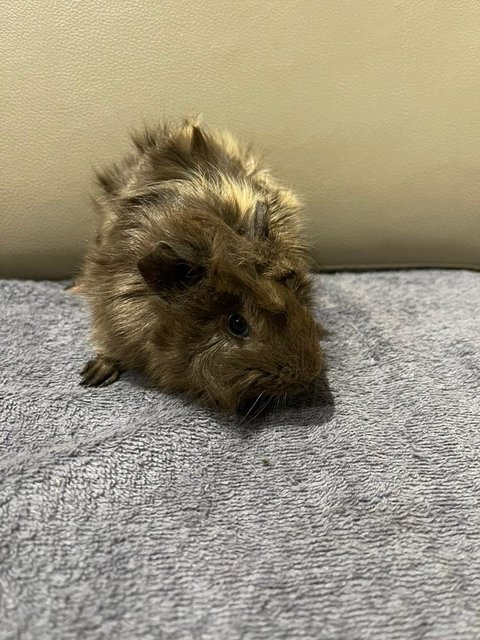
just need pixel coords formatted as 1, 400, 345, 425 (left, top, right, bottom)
227, 313, 249, 338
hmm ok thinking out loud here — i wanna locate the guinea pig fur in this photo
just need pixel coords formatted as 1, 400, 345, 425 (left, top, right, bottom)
79, 118, 323, 416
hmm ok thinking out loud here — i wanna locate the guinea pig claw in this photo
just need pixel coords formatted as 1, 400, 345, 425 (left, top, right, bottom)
80, 356, 121, 388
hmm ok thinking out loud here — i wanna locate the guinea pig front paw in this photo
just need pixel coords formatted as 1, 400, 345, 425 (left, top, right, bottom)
80, 356, 122, 388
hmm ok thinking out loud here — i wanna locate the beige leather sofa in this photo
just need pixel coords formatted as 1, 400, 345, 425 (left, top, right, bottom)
2, 1, 479, 278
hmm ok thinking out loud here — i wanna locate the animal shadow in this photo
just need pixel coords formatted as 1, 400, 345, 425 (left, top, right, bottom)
235, 369, 335, 431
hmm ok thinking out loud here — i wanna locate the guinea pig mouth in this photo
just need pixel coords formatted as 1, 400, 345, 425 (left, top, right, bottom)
237, 394, 276, 421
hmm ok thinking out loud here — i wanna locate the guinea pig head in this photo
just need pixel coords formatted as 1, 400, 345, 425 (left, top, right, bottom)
137, 204, 323, 416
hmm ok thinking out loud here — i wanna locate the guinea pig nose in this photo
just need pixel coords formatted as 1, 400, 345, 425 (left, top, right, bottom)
297, 349, 322, 382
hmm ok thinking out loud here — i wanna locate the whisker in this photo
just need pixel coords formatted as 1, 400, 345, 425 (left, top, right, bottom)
239, 392, 264, 425
250, 395, 274, 422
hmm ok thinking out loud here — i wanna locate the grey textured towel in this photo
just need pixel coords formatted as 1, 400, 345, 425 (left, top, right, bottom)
1, 271, 479, 640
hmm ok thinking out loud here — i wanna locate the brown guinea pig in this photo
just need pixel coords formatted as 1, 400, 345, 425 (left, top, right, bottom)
78, 118, 323, 417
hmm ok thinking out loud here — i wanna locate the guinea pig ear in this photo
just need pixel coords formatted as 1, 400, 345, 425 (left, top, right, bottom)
246, 201, 269, 240
191, 125, 210, 157
138, 241, 205, 294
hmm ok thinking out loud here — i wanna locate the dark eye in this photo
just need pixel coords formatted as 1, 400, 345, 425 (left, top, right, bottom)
227, 313, 249, 338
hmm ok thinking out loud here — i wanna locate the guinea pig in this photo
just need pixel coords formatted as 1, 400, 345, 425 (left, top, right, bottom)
78, 118, 323, 417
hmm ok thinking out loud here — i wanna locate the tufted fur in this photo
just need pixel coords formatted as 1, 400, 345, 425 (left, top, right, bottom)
79, 118, 323, 415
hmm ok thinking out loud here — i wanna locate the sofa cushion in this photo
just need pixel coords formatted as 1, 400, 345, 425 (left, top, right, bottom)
3, 2, 480, 277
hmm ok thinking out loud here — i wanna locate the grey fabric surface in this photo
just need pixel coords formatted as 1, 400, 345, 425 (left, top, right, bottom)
0, 270, 479, 640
